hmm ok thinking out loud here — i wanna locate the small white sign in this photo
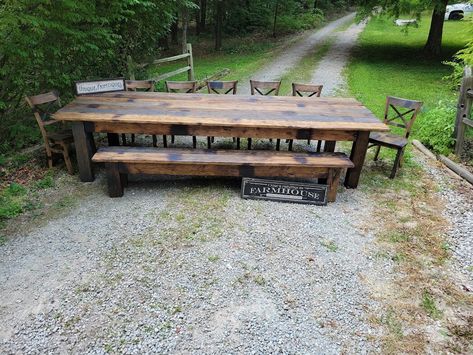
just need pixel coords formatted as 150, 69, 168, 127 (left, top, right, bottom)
75, 78, 125, 95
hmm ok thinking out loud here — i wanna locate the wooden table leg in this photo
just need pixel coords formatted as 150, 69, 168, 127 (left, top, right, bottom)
324, 141, 336, 152
72, 122, 96, 182
107, 133, 120, 146
345, 131, 370, 189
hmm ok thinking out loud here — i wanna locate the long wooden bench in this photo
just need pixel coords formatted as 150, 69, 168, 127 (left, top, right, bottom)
92, 147, 354, 202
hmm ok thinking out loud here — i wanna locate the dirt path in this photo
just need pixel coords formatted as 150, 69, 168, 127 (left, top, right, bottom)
237, 13, 356, 95
311, 21, 366, 95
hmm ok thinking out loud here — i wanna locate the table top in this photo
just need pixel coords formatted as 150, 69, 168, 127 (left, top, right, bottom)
54, 92, 389, 132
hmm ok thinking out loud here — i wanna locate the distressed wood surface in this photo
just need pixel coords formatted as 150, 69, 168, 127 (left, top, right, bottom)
96, 147, 352, 201
92, 147, 354, 168
54, 92, 388, 132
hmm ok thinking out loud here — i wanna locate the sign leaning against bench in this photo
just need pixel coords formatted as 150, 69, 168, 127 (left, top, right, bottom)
241, 178, 328, 205
75, 78, 125, 96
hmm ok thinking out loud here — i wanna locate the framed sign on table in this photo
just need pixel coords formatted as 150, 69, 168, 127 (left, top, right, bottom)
75, 78, 125, 96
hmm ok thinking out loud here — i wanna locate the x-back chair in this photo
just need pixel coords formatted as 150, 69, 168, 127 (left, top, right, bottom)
124, 80, 156, 146
288, 83, 324, 151
165, 81, 198, 148
369, 96, 423, 178
249, 80, 282, 150
206, 80, 239, 149
25, 91, 74, 174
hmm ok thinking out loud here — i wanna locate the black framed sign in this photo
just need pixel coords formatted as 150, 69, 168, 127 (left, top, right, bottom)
75, 78, 125, 96
241, 178, 328, 205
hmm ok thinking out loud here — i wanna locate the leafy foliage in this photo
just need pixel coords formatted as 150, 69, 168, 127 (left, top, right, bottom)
416, 101, 456, 155
0, 0, 193, 154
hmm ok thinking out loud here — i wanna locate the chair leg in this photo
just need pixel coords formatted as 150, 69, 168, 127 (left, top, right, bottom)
288, 140, 293, 151
152, 135, 157, 147
193, 136, 197, 149
374, 145, 381, 161
276, 139, 280, 151
121, 134, 127, 146
46, 149, 53, 169
162, 135, 168, 148
61, 143, 74, 175
390, 148, 403, 179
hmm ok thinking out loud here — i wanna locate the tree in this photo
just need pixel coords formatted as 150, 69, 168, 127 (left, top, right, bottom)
214, 0, 224, 50
356, 0, 451, 57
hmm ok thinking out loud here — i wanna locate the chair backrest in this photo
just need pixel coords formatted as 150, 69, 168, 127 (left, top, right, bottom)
292, 83, 323, 97
384, 96, 423, 138
25, 91, 62, 146
207, 80, 238, 95
125, 80, 155, 92
165, 81, 197, 93
250, 80, 281, 96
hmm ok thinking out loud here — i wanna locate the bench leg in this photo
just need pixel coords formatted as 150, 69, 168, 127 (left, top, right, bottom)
327, 168, 342, 203
105, 163, 124, 197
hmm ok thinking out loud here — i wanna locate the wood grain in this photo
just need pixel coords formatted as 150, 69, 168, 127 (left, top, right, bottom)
92, 147, 354, 168
54, 92, 388, 132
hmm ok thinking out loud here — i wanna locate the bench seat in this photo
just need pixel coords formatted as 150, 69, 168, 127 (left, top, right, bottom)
92, 147, 354, 202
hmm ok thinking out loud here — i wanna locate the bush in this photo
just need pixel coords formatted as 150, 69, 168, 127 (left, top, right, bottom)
276, 12, 325, 34
415, 102, 456, 155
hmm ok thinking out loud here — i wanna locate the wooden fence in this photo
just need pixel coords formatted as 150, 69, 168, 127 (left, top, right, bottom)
128, 43, 195, 82
455, 66, 473, 156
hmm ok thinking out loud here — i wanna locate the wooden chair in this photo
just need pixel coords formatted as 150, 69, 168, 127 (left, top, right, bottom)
206, 80, 239, 148
165, 81, 198, 148
249, 80, 282, 150
124, 80, 156, 146
288, 83, 324, 151
25, 91, 74, 174
369, 96, 423, 178
165, 80, 197, 93
207, 80, 238, 95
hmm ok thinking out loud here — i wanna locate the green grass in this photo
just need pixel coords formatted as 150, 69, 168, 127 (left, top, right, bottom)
279, 36, 335, 95
145, 34, 291, 91
347, 14, 471, 144
0, 183, 28, 223
421, 290, 442, 319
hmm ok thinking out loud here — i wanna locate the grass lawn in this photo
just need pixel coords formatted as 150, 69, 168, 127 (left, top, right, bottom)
347, 15, 471, 151
144, 33, 305, 92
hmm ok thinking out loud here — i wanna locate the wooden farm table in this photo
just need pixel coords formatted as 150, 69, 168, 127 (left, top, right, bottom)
54, 92, 388, 188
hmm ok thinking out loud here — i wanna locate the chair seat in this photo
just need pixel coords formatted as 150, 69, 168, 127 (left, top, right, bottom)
48, 129, 73, 143
369, 132, 408, 149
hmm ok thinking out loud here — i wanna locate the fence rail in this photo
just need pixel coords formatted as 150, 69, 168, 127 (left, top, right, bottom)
128, 43, 195, 82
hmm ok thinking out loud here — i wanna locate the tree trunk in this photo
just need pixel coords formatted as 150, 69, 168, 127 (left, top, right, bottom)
199, 0, 207, 33
171, 18, 179, 45
313, 0, 318, 12
424, 0, 448, 57
182, 9, 188, 53
215, 0, 223, 50
273, 0, 279, 38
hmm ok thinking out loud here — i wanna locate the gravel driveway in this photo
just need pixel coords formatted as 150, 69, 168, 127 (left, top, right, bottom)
237, 13, 356, 95
1, 174, 386, 353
